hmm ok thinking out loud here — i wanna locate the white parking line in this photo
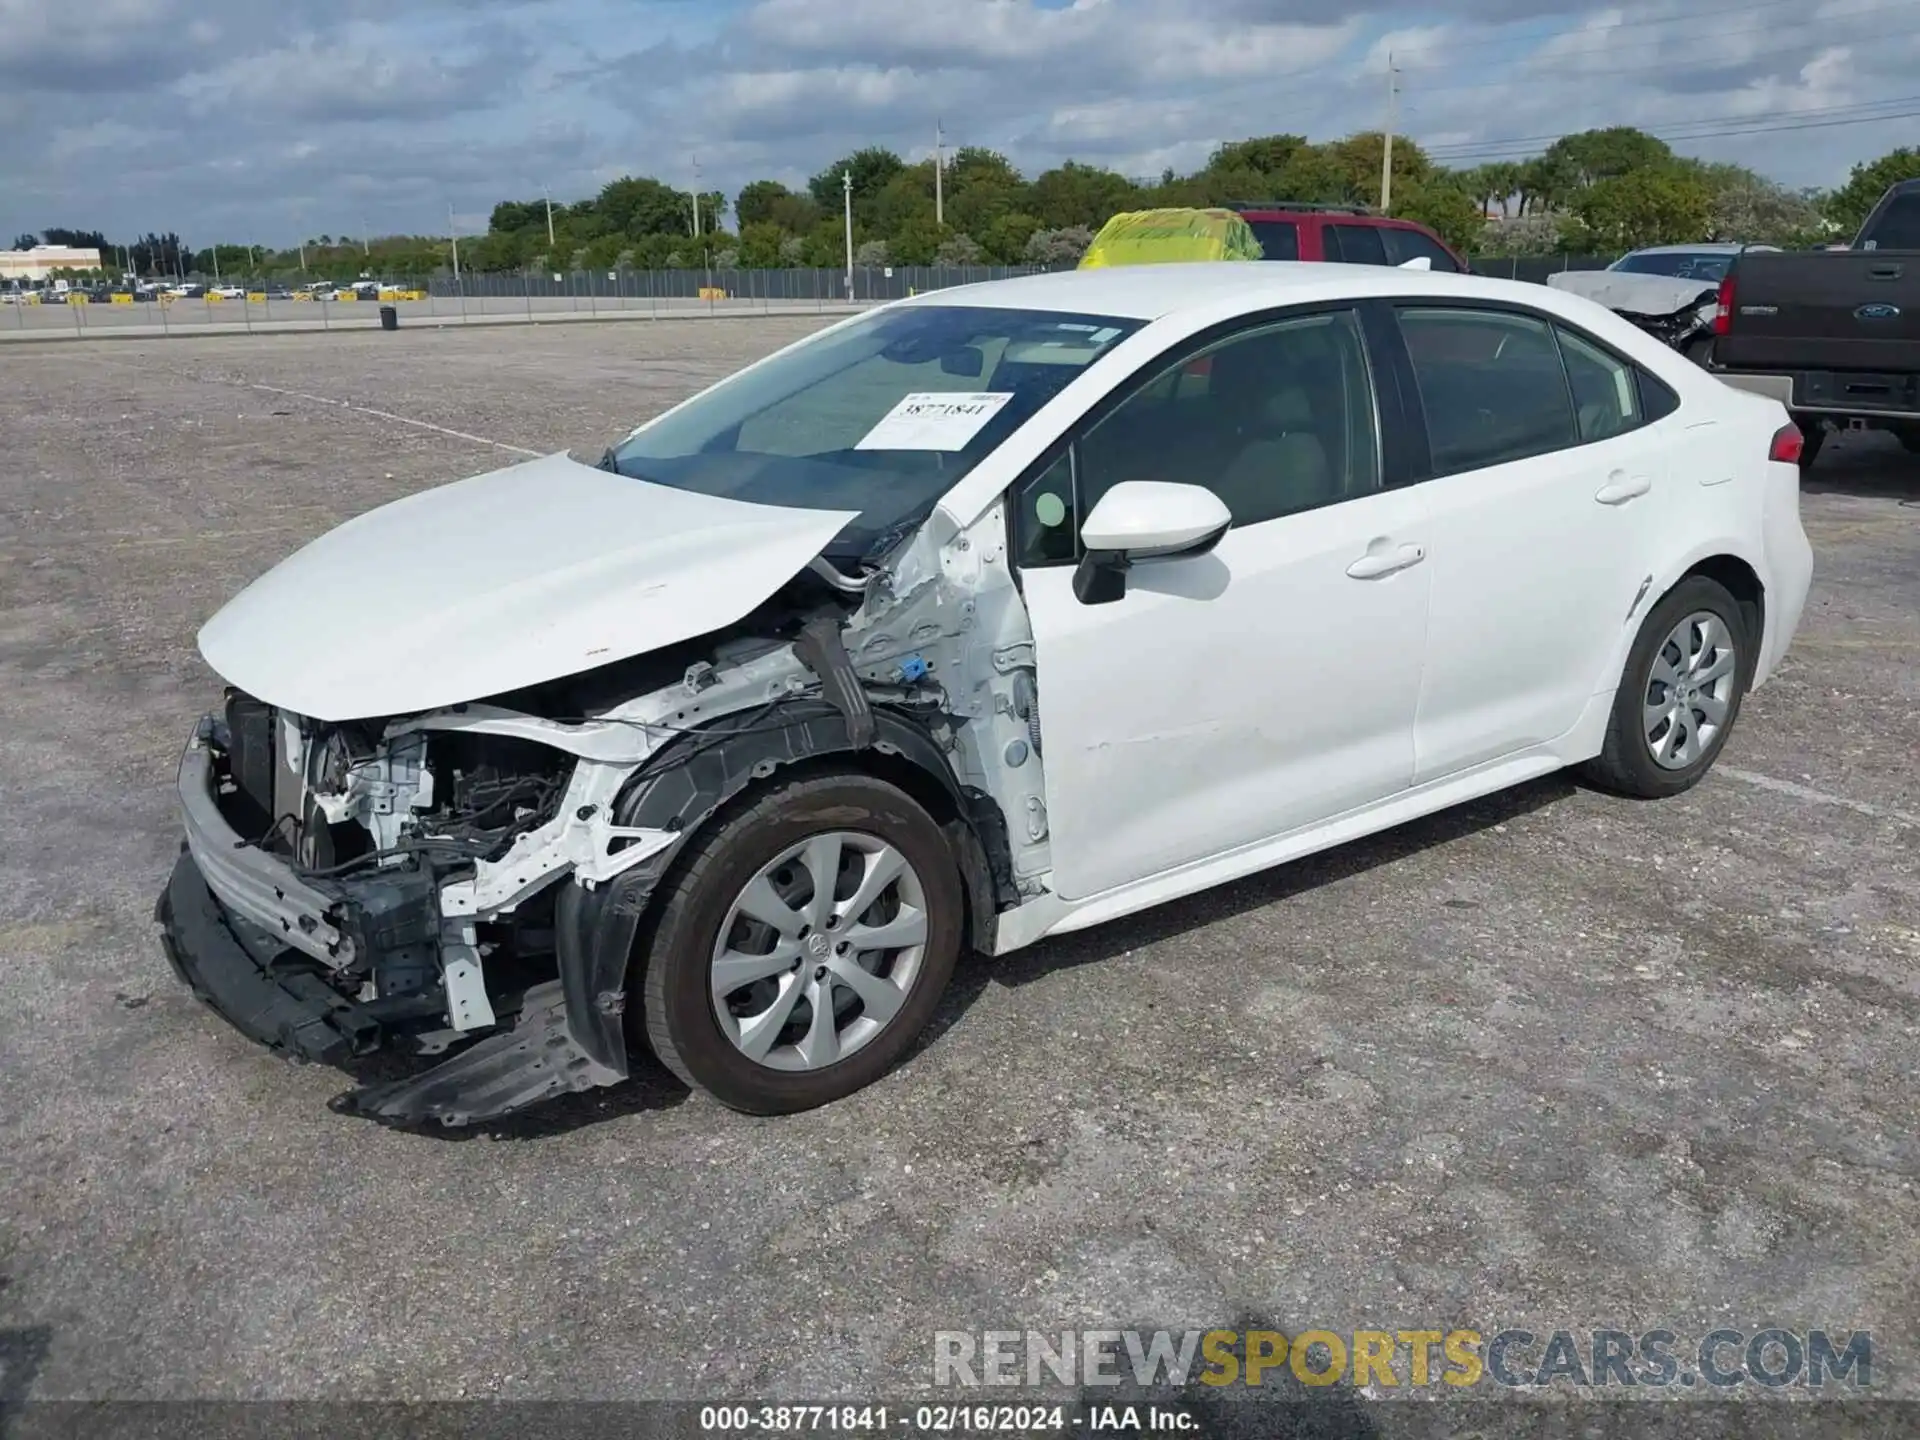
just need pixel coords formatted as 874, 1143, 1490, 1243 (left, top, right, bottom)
226, 380, 544, 458
1717, 766, 1920, 829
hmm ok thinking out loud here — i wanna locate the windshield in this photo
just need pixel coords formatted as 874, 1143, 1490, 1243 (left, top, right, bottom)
1610, 251, 1734, 281
605, 304, 1143, 559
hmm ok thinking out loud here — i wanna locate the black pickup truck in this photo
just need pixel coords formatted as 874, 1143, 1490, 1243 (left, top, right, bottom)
1710, 178, 1920, 469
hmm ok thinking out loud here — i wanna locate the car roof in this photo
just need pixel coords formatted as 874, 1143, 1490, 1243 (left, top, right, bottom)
1623, 243, 1770, 256
894, 261, 1558, 322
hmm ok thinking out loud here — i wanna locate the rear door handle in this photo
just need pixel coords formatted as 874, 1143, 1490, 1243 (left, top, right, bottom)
1595, 473, 1651, 505
1346, 543, 1426, 579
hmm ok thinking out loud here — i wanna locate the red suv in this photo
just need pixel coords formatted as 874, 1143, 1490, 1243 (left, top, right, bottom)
1227, 203, 1468, 271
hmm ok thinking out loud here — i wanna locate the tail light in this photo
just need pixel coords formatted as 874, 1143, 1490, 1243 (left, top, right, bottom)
1713, 273, 1735, 334
1769, 422, 1804, 464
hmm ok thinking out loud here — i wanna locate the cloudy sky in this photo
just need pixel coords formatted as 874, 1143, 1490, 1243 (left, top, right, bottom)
2, 0, 1915, 245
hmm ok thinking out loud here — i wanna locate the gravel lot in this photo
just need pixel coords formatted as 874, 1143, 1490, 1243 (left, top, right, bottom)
2, 321, 1917, 1418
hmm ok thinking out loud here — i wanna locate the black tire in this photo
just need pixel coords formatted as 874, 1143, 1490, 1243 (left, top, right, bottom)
1581, 575, 1751, 799
1682, 334, 1714, 368
1793, 415, 1825, 473
633, 771, 964, 1114
1893, 425, 1920, 455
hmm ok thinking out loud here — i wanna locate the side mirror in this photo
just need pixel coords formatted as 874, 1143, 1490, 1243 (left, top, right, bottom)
1073, 481, 1232, 605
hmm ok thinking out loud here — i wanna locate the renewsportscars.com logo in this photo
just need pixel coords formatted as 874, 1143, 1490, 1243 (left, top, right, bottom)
934, 1328, 1873, 1391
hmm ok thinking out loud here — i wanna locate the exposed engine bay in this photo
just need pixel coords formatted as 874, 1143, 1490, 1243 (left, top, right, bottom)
1545, 270, 1721, 358
158, 499, 1050, 1126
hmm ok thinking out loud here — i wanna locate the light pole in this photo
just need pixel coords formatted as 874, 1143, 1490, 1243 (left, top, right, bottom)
543, 184, 556, 249
934, 119, 944, 228
843, 168, 854, 300
1379, 52, 1399, 215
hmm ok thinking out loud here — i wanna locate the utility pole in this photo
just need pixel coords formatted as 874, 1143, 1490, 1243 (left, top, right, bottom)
449, 204, 461, 282
543, 184, 556, 249
1379, 52, 1399, 216
361, 220, 370, 257
934, 118, 945, 228
691, 156, 702, 239
843, 168, 854, 299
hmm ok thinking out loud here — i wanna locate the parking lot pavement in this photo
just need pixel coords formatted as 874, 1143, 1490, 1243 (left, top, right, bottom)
1, 322, 1916, 1406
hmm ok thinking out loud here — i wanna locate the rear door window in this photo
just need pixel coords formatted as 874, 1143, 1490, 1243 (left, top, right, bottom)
1245, 220, 1300, 260
1383, 227, 1461, 272
1396, 307, 1579, 474
1325, 224, 1390, 265
1861, 193, 1920, 249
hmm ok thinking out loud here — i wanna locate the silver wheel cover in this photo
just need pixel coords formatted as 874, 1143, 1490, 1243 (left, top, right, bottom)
709, 831, 930, 1072
1644, 610, 1738, 771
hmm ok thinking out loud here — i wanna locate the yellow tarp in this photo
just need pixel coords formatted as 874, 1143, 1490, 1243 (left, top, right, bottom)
1078, 208, 1266, 268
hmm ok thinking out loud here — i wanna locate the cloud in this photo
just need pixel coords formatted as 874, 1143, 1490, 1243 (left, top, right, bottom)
1, 0, 1916, 245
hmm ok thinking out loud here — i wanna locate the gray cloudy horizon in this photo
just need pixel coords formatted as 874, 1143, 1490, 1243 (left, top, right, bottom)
1, 0, 1914, 246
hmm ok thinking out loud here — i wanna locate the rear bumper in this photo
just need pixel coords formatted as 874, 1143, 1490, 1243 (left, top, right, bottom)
1713, 367, 1920, 422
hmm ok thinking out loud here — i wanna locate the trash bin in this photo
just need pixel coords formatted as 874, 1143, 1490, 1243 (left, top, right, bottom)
379, 304, 398, 331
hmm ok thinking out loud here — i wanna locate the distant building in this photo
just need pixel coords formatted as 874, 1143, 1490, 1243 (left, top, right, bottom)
0, 245, 105, 282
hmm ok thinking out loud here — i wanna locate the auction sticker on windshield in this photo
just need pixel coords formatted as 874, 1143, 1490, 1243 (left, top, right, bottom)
856, 392, 1014, 451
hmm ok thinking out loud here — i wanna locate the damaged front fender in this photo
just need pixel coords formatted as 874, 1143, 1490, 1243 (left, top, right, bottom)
551, 698, 1014, 1085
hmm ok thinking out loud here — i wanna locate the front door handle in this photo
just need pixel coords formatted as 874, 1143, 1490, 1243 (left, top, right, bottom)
1346, 543, 1426, 579
1595, 472, 1652, 505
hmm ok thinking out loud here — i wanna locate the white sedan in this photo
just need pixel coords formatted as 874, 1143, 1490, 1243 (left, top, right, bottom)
158, 263, 1814, 1124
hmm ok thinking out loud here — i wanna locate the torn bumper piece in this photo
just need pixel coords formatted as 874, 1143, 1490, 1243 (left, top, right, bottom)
157, 718, 634, 1127
157, 849, 381, 1064
328, 981, 624, 1127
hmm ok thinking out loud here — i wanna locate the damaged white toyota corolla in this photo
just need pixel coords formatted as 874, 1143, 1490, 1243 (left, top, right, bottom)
158, 263, 1814, 1124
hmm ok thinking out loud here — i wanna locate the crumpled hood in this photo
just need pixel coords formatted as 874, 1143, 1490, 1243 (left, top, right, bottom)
1546, 269, 1719, 319
198, 451, 858, 721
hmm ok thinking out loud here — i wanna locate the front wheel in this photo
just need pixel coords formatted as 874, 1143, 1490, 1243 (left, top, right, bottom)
634, 771, 964, 1113
1581, 575, 1750, 799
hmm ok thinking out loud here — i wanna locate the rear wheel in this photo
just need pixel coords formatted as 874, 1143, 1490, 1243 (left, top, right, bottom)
1893, 424, 1920, 455
1581, 575, 1750, 799
634, 772, 964, 1113
1682, 334, 1714, 367
1792, 414, 1826, 473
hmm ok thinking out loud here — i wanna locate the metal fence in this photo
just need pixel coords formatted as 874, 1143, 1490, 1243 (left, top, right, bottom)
424, 265, 1065, 303
7, 255, 1628, 339
418, 256, 1621, 300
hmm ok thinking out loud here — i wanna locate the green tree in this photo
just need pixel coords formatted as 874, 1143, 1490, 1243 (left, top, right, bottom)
489, 200, 545, 233
737, 222, 788, 267
1708, 179, 1823, 246
1025, 226, 1093, 265
736, 180, 796, 228
981, 210, 1041, 263
1566, 168, 1711, 251
1329, 131, 1434, 210
935, 232, 985, 266
808, 148, 906, 226
1205, 134, 1310, 182
1825, 146, 1920, 238
1028, 162, 1140, 230
1538, 126, 1675, 190
871, 164, 938, 239
596, 176, 693, 238
1395, 180, 1486, 253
